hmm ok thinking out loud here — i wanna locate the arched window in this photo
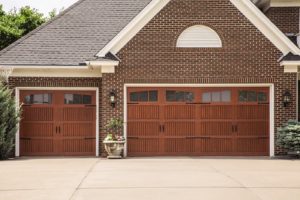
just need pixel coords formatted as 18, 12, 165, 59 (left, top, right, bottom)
176, 25, 222, 48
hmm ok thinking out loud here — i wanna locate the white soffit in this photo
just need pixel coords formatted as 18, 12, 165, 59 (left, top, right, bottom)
96, 0, 170, 57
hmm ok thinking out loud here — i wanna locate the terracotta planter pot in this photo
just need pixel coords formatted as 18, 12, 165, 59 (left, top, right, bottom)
103, 141, 126, 159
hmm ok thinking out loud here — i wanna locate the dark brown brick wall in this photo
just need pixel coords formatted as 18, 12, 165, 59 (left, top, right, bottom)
266, 7, 299, 34
101, 0, 297, 155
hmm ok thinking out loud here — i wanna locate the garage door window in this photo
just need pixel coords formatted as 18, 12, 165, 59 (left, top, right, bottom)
202, 90, 231, 103
239, 90, 267, 102
130, 91, 158, 102
64, 94, 92, 104
25, 94, 52, 104
166, 90, 194, 102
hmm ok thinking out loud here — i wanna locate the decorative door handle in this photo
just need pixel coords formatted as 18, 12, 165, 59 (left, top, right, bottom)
58, 126, 61, 133
56, 126, 58, 133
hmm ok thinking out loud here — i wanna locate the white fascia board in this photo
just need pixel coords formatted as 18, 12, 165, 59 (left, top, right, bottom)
280, 60, 300, 66
280, 61, 300, 73
0, 65, 88, 69
10, 68, 102, 77
230, 0, 300, 55
96, 0, 170, 57
271, 0, 300, 7
284, 65, 298, 73
86, 60, 119, 67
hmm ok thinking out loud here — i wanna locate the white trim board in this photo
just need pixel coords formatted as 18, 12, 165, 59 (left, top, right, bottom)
15, 87, 100, 157
10, 68, 102, 78
124, 83, 275, 157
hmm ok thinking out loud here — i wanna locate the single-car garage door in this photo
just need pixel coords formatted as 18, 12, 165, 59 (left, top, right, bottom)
127, 87, 269, 156
19, 90, 96, 156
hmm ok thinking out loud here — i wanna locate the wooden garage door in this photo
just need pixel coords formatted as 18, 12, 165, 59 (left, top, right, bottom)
19, 90, 96, 156
127, 87, 269, 156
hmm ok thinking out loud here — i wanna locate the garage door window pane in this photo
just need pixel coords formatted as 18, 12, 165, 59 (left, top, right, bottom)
139, 91, 148, 101
149, 91, 158, 102
25, 94, 52, 104
65, 94, 92, 104
221, 91, 231, 102
239, 91, 248, 102
130, 91, 158, 102
83, 95, 92, 104
212, 92, 221, 102
166, 91, 194, 102
248, 91, 257, 102
202, 92, 211, 102
258, 92, 267, 102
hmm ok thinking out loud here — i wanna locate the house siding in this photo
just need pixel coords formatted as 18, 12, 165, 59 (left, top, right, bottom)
101, 0, 297, 155
266, 7, 299, 34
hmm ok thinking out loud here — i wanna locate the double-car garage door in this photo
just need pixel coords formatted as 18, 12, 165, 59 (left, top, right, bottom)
127, 87, 270, 156
19, 90, 96, 156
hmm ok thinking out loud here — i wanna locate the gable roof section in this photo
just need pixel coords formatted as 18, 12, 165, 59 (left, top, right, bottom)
0, 0, 152, 66
97, 0, 300, 59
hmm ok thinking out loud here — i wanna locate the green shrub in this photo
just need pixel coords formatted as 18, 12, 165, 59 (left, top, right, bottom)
277, 120, 300, 152
0, 83, 21, 160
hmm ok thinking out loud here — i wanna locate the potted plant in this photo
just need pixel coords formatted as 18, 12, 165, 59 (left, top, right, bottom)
277, 120, 300, 158
103, 118, 125, 159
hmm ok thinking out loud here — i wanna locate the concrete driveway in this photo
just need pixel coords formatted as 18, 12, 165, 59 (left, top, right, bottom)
0, 157, 300, 200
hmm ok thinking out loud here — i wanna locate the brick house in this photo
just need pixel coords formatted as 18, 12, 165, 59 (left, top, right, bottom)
0, 0, 299, 157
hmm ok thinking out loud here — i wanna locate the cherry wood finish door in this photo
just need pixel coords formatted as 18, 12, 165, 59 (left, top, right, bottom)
19, 90, 96, 156
127, 87, 269, 156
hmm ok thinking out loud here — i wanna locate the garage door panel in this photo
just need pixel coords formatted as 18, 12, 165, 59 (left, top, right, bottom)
63, 107, 95, 121
236, 121, 268, 137
195, 122, 233, 136
193, 138, 234, 153
165, 139, 193, 153
236, 105, 269, 119
22, 107, 54, 121
127, 139, 160, 154
198, 105, 234, 119
128, 105, 159, 119
21, 139, 54, 155
164, 122, 195, 137
63, 139, 95, 155
62, 123, 95, 137
165, 105, 195, 119
127, 122, 160, 137
236, 138, 269, 154
20, 123, 54, 137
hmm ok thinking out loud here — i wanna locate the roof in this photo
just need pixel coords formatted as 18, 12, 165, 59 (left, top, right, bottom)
0, 0, 151, 66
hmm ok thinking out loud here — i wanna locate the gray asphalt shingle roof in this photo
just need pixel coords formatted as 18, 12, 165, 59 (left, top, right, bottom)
0, 0, 152, 66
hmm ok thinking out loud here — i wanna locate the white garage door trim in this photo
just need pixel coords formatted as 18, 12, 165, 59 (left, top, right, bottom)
15, 87, 100, 157
124, 83, 275, 157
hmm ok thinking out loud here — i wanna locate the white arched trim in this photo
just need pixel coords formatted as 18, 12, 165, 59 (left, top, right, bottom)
176, 25, 222, 48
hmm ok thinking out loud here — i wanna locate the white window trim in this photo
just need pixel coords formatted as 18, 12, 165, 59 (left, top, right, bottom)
15, 87, 100, 157
124, 83, 275, 157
